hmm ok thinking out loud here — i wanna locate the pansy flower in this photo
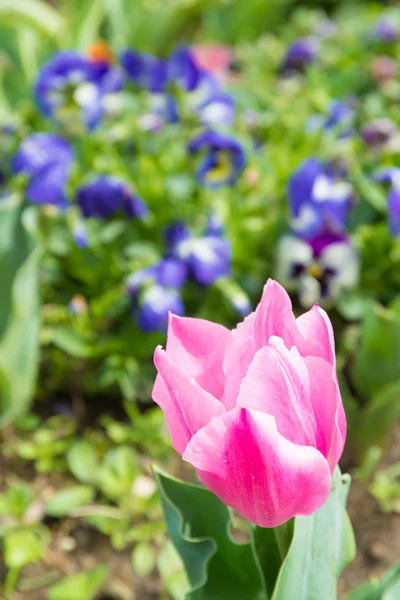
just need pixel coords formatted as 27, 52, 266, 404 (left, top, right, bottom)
282, 38, 319, 73
11, 133, 74, 207
76, 176, 148, 220
165, 218, 231, 286
35, 50, 124, 130
288, 157, 354, 239
188, 129, 246, 188
361, 118, 397, 147
373, 167, 400, 235
127, 258, 187, 332
276, 233, 359, 307
121, 46, 235, 127
374, 17, 398, 42
306, 100, 354, 139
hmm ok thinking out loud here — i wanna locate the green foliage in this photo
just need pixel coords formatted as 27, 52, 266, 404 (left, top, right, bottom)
346, 566, 400, 600
0, 198, 40, 424
47, 565, 109, 600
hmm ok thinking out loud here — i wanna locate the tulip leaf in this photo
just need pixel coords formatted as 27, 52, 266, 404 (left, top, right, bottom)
153, 466, 265, 600
0, 198, 41, 424
271, 468, 355, 600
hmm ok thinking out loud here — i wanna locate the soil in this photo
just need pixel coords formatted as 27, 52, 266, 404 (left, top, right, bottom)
338, 425, 400, 598
2, 424, 400, 599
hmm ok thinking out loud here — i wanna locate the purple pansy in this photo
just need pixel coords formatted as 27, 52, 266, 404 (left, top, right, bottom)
306, 100, 354, 138
188, 129, 246, 188
35, 50, 124, 130
276, 232, 359, 307
127, 258, 187, 332
373, 167, 400, 235
288, 157, 354, 239
11, 133, 74, 207
375, 18, 398, 42
282, 38, 319, 73
121, 46, 235, 127
165, 218, 231, 285
76, 176, 148, 220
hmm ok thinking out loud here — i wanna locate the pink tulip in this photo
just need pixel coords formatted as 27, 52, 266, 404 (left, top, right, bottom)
152, 279, 346, 528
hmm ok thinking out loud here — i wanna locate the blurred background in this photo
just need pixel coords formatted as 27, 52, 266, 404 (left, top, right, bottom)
2, 0, 400, 598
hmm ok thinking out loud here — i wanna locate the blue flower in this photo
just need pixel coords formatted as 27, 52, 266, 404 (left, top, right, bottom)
282, 38, 319, 73
73, 221, 89, 249
11, 133, 74, 207
276, 233, 359, 307
121, 46, 235, 127
168, 46, 202, 92
188, 129, 246, 188
76, 176, 148, 219
136, 286, 184, 333
120, 50, 167, 92
35, 50, 124, 130
165, 219, 231, 285
375, 18, 398, 42
288, 158, 353, 239
187, 73, 235, 126
373, 168, 400, 236
127, 258, 186, 332
306, 100, 354, 138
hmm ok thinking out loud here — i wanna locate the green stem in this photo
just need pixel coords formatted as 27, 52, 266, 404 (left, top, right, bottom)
4, 566, 21, 597
273, 520, 294, 560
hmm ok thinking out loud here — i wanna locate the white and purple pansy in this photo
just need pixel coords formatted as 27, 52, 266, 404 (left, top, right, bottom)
276, 232, 359, 307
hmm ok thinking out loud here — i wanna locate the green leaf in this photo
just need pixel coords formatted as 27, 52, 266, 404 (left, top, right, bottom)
48, 565, 109, 600
98, 446, 138, 500
67, 440, 99, 484
45, 486, 95, 517
5, 526, 50, 568
153, 466, 264, 600
346, 566, 400, 600
0, 0, 65, 38
352, 302, 400, 400
353, 379, 400, 457
0, 200, 41, 424
43, 327, 97, 358
131, 542, 156, 577
271, 469, 355, 600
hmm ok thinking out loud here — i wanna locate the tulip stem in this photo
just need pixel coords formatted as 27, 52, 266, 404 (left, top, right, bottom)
273, 520, 294, 560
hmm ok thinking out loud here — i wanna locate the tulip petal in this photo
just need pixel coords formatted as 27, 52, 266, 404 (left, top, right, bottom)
295, 304, 335, 365
305, 356, 346, 471
253, 279, 299, 349
153, 346, 225, 454
236, 338, 316, 447
183, 407, 331, 528
165, 313, 232, 400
